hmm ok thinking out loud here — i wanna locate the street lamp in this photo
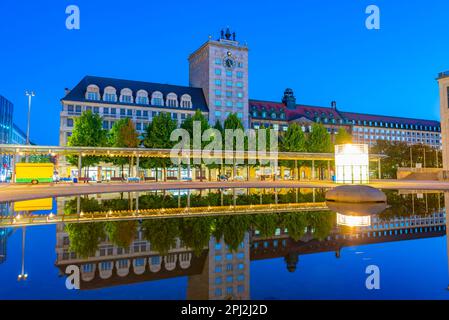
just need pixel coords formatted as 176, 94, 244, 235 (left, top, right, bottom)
17, 226, 28, 281
25, 91, 35, 145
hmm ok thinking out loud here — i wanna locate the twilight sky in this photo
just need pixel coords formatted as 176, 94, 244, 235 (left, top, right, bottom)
0, 0, 448, 145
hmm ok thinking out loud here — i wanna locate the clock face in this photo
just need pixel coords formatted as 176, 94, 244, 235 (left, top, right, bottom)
223, 56, 236, 70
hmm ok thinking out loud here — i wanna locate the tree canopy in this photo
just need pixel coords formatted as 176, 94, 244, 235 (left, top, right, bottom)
334, 127, 353, 145
67, 110, 107, 168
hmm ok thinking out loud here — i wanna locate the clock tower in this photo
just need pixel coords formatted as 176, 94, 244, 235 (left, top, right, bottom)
189, 28, 249, 128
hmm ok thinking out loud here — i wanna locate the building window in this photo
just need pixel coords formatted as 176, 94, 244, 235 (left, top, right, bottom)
180, 94, 192, 108
226, 70, 232, 77
215, 111, 222, 117
226, 80, 233, 87
86, 84, 100, 101
236, 82, 243, 88
237, 71, 243, 78
136, 90, 148, 104
226, 101, 233, 107
226, 91, 232, 97
236, 102, 243, 109
215, 58, 221, 65
67, 118, 74, 127
215, 100, 222, 107
215, 89, 222, 97
103, 120, 108, 129
237, 112, 243, 119
103, 86, 117, 102
87, 92, 99, 101
120, 88, 133, 103
237, 92, 243, 98
151, 91, 164, 106
215, 68, 222, 75
166, 93, 178, 107
215, 79, 222, 86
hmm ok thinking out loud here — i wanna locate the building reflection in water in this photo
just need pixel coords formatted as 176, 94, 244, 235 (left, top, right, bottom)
3, 188, 446, 299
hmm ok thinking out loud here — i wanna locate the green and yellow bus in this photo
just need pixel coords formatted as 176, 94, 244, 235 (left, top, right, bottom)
15, 163, 54, 184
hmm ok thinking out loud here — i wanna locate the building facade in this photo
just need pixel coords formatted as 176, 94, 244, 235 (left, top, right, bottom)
60, 29, 441, 150
189, 28, 249, 128
250, 89, 441, 148
438, 71, 449, 169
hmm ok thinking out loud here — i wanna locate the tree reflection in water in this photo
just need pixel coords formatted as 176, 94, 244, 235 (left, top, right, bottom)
61, 189, 438, 259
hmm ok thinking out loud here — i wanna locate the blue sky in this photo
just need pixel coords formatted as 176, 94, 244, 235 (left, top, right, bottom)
0, 0, 448, 145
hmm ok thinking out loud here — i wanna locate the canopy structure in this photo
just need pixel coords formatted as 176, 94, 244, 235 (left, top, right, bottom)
0, 144, 387, 162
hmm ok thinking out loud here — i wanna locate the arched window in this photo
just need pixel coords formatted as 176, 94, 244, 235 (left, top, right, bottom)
151, 91, 164, 106
103, 86, 117, 102
86, 84, 100, 101
120, 88, 133, 103
136, 90, 149, 105
166, 93, 178, 107
180, 94, 192, 108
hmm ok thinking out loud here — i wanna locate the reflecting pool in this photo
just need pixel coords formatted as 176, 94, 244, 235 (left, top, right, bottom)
0, 188, 448, 300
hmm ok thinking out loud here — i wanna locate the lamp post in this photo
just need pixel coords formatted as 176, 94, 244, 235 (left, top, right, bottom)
17, 226, 27, 281
25, 91, 35, 145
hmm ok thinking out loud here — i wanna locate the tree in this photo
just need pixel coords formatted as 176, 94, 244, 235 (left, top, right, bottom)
180, 109, 210, 147
67, 110, 107, 170
180, 110, 211, 181
281, 123, 306, 152
141, 219, 180, 255
224, 113, 244, 131
280, 123, 307, 171
371, 140, 408, 178
108, 118, 140, 177
306, 123, 332, 153
142, 112, 178, 181
105, 221, 137, 248
334, 127, 353, 145
65, 222, 105, 258
306, 123, 332, 179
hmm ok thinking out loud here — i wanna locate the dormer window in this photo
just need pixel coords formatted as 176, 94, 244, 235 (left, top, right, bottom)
180, 94, 192, 108
151, 91, 164, 106
103, 86, 117, 102
86, 84, 100, 101
120, 88, 133, 104
136, 90, 148, 105
166, 93, 178, 107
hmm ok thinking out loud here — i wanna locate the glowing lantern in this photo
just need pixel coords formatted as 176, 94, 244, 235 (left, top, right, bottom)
335, 144, 369, 184
336, 213, 371, 227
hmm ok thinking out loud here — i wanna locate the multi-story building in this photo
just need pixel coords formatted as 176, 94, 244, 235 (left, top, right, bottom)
0, 95, 28, 180
11, 124, 27, 145
59, 76, 208, 146
250, 89, 441, 148
189, 28, 249, 128
0, 95, 13, 145
60, 28, 441, 151
437, 71, 449, 169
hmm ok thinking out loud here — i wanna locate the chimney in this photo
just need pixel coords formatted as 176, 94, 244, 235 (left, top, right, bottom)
331, 101, 337, 109
282, 88, 296, 110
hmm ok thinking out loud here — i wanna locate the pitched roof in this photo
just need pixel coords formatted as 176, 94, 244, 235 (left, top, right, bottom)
249, 99, 343, 122
62, 75, 209, 112
340, 111, 440, 128
249, 99, 441, 129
